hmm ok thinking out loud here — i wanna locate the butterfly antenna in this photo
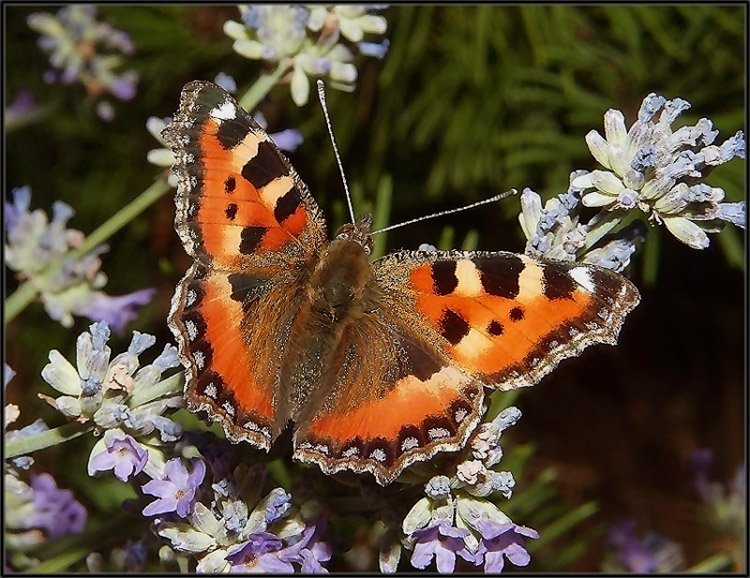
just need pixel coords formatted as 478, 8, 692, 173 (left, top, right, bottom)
371, 189, 518, 235
317, 79, 356, 224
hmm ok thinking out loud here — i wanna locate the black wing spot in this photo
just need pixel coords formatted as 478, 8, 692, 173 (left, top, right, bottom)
225, 176, 236, 194
439, 309, 470, 346
216, 117, 251, 150
241, 141, 288, 189
487, 320, 504, 336
274, 187, 302, 223
474, 255, 524, 299
225, 203, 238, 221
227, 273, 267, 309
542, 267, 576, 300
431, 261, 459, 295
239, 226, 267, 254
509, 307, 524, 322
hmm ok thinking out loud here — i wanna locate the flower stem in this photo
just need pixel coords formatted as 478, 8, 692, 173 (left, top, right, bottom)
4, 280, 40, 326
686, 552, 734, 573
68, 178, 172, 261
239, 59, 292, 112
129, 372, 184, 408
5, 421, 93, 460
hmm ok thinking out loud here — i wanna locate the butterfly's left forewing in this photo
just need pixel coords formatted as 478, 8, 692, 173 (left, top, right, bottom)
165, 81, 327, 448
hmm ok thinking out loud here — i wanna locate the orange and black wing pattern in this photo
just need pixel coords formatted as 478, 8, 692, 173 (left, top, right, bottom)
164, 81, 326, 269
374, 250, 640, 389
293, 311, 485, 486
164, 81, 325, 448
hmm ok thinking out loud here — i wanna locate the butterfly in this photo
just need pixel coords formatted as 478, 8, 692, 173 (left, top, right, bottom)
163, 81, 640, 486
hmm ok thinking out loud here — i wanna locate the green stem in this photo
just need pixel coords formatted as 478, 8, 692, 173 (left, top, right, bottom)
5, 280, 40, 326
686, 552, 733, 573
5, 421, 93, 460
128, 372, 184, 408
239, 59, 292, 112
68, 178, 171, 261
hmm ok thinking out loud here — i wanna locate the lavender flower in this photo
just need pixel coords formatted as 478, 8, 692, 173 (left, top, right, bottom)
224, 5, 389, 106
463, 506, 539, 572
572, 94, 745, 249
400, 406, 538, 572
5, 187, 155, 329
225, 533, 295, 572
29, 473, 88, 538
27, 5, 138, 121
36, 322, 182, 483
88, 429, 149, 482
5, 470, 87, 544
409, 521, 472, 573
153, 463, 330, 573
142, 458, 206, 518
604, 519, 684, 573
5, 89, 40, 130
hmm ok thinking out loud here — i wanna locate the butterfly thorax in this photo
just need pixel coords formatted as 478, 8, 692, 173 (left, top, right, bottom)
307, 214, 375, 321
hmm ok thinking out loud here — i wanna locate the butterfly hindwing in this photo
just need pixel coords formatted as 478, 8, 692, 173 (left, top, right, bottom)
293, 312, 485, 486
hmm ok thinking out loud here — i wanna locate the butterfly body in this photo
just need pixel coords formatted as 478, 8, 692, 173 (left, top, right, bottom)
165, 81, 640, 485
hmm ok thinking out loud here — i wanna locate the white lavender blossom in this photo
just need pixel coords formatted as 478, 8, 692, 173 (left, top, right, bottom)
39, 322, 182, 480
572, 93, 745, 249
153, 463, 330, 573
224, 5, 389, 106
27, 5, 138, 121
399, 406, 537, 573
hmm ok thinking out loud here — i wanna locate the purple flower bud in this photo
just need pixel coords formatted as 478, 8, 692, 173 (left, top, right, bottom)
28, 473, 87, 538
76, 288, 156, 332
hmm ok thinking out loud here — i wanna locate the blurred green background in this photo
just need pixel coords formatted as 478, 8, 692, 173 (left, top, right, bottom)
5, 5, 745, 572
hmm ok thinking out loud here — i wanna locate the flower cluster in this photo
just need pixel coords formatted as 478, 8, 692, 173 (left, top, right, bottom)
27, 5, 138, 121
603, 519, 685, 573
519, 94, 745, 271
39, 321, 182, 484
4, 187, 155, 329
5, 469, 88, 555
396, 407, 538, 573
224, 5, 389, 105
519, 182, 645, 273
572, 93, 745, 250
153, 459, 331, 573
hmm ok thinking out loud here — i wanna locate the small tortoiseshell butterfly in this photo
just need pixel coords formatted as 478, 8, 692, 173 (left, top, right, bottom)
164, 81, 640, 486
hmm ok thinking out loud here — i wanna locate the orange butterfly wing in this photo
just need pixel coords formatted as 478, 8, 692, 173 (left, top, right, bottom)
293, 250, 639, 484
165, 81, 326, 447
